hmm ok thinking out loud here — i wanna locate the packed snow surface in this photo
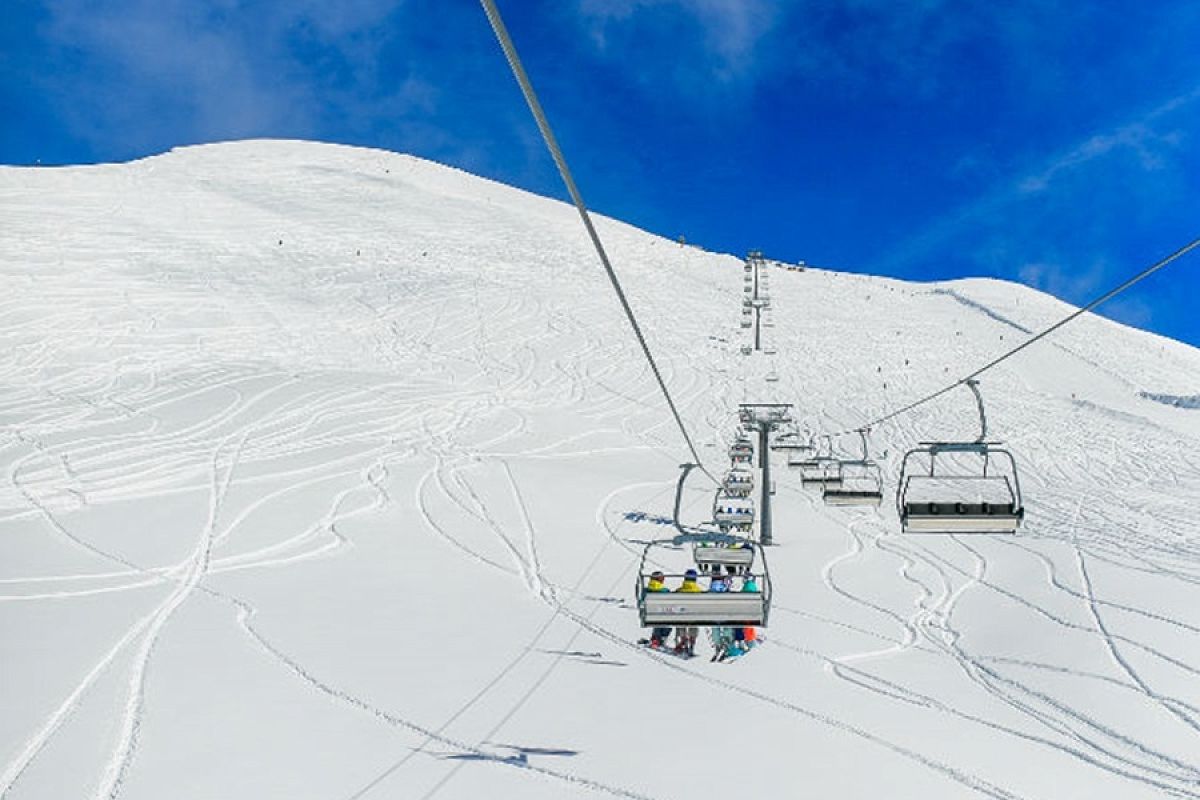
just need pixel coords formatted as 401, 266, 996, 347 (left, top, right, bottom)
1, 140, 1199, 799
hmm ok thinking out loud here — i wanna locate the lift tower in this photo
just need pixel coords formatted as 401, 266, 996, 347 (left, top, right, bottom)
738, 403, 793, 546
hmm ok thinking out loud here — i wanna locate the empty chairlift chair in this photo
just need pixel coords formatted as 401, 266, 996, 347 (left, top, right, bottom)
798, 436, 843, 488
822, 429, 884, 507
896, 380, 1025, 533
786, 446, 814, 467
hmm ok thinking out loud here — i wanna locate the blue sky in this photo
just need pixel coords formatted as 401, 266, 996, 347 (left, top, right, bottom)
4, 0, 1199, 347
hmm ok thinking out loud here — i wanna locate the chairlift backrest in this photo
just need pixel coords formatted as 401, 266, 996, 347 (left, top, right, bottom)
637, 540, 772, 627
896, 441, 1024, 533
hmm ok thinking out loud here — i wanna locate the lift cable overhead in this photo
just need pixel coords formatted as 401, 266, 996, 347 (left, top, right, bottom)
480, 0, 712, 479
832, 235, 1200, 440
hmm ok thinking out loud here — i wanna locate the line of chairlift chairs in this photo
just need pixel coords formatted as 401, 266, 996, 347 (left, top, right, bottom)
636, 432, 770, 633
635, 379, 1025, 637
782, 380, 1025, 533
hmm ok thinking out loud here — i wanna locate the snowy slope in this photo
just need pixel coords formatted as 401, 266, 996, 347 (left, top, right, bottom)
1, 140, 1198, 800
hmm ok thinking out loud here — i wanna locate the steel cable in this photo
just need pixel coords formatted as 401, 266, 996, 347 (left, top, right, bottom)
479, 0, 712, 480
836, 235, 1200, 439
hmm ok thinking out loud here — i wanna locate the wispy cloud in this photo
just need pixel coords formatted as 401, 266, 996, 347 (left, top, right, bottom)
1018, 88, 1200, 194
34, 0, 413, 155
874, 84, 1200, 278
571, 0, 780, 89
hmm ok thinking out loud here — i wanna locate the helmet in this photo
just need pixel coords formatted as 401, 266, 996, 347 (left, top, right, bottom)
684, 569, 698, 580
650, 571, 664, 580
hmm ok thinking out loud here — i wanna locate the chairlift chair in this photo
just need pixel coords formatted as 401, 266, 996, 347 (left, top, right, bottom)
692, 539, 756, 575
801, 459, 843, 487
722, 467, 754, 498
712, 490, 755, 532
636, 540, 771, 627
823, 430, 884, 506
786, 446, 814, 466
797, 436, 842, 486
896, 381, 1025, 533
732, 438, 754, 457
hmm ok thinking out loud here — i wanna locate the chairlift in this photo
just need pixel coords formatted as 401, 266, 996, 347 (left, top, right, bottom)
636, 540, 770, 627
785, 441, 816, 466
712, 490, 755, 532
765, 371, 779, 383
730, 443, 754, 464
822, 429, 884, 506
722, 467, 754, 498
692, 539, 756, 575
786, 448, 810, 466
797, 436, 842, 487
897, 380, 1025, 533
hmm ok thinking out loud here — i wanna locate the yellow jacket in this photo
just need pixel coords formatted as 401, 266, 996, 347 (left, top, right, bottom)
676, 579, 702, 593
646, 578, 668, 593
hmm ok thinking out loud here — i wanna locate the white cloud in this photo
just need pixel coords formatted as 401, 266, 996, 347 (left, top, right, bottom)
875, 84, 1200, 278
573, 0, 780, 86
36, 0, 411, 152
1018, 87, 1200, 195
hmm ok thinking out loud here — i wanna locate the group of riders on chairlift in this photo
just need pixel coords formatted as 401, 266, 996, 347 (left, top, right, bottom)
643, 564, 760, 661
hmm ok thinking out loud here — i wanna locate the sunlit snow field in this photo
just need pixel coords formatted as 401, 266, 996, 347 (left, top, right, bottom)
1, 141, 1198, 799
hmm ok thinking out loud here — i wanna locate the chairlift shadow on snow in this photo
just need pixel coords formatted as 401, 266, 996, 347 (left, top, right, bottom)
440, 743, 581, 765
668, 529, 742, 547
536, 648, 629, 667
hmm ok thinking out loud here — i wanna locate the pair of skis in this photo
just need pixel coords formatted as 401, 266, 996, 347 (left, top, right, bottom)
636, 638, 752, 662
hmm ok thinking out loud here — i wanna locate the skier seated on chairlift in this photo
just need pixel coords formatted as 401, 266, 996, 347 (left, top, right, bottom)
673, 569, 702, 656
734, 574, 761, 653
708, 566, 736, 660
646, 571, 672, 649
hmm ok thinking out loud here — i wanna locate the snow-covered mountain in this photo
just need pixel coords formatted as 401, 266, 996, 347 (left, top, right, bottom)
1, 140, 1198, 799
